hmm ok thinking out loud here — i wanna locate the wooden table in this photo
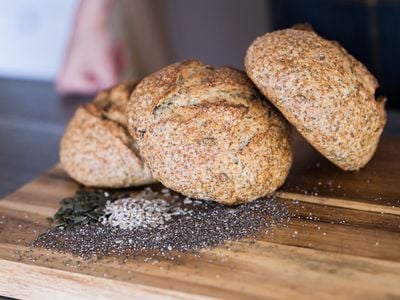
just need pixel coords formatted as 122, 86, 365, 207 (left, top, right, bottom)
0, 133, 399, 299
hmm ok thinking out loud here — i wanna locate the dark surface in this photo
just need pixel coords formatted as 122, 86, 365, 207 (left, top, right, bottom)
0, 78, 399, 200
0, 78, 90, 198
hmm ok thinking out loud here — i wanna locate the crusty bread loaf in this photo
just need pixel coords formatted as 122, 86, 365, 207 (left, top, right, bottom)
245, 27, 386, 170
127, 60, 292, 205
60, 82, 155, 187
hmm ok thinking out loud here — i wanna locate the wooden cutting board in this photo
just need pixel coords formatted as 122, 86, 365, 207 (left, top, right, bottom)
0, 136, 400, 300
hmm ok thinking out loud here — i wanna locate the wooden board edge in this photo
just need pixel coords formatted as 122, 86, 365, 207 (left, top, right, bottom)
275, 191, 400, 216
0, 259, 214, 300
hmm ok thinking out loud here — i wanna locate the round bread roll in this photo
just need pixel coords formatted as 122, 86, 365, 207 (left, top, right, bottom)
60, 82, 155, 187
127, 60, 292, 205
245, 26, 386, 171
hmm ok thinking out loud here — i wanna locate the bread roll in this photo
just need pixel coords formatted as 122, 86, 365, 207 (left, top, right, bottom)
60, 82, 155, 187
245, 26, 386, 170
128, 60, 292, 205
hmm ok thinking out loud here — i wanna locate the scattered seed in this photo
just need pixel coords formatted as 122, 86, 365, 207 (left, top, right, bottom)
32, 187, 289, 258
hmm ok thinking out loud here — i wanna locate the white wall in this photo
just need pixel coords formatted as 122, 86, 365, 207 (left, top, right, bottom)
0, 0, 78, 81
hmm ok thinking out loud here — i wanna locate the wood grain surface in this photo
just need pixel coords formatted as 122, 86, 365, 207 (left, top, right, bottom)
0, 137, 399, 299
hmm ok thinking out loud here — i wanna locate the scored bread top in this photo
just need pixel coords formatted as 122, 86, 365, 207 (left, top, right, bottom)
60, 82, 155, 188
91, 81, 137, 126
245, 27, 386, 170
128, 60, 292, 204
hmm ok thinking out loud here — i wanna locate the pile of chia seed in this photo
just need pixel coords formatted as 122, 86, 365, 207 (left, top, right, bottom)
32, 186, 289, 258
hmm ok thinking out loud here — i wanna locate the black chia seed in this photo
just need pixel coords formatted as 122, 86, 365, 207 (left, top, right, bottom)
32, 187, 289, 259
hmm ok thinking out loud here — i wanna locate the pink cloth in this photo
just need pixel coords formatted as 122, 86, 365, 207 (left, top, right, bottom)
56, 0, 123, 95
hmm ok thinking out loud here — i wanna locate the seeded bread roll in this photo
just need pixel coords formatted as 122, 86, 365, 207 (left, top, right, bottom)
245, 26, 387, 171
127, 60, 292, 205
60, 83, 155, 187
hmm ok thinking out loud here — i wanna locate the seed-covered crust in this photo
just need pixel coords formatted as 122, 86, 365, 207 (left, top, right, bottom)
60, 83, 155, 187
128, 60, 292, 204
245, 27, 386, 170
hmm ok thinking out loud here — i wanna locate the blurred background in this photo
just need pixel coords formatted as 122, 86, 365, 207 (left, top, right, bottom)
0, 0, 399, 197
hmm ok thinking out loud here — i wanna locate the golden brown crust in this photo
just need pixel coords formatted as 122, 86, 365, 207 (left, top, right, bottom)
91, 81, 136, 126
245, 27, 386, 170
128, 60, 292, 204
60, 83, 155, 187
